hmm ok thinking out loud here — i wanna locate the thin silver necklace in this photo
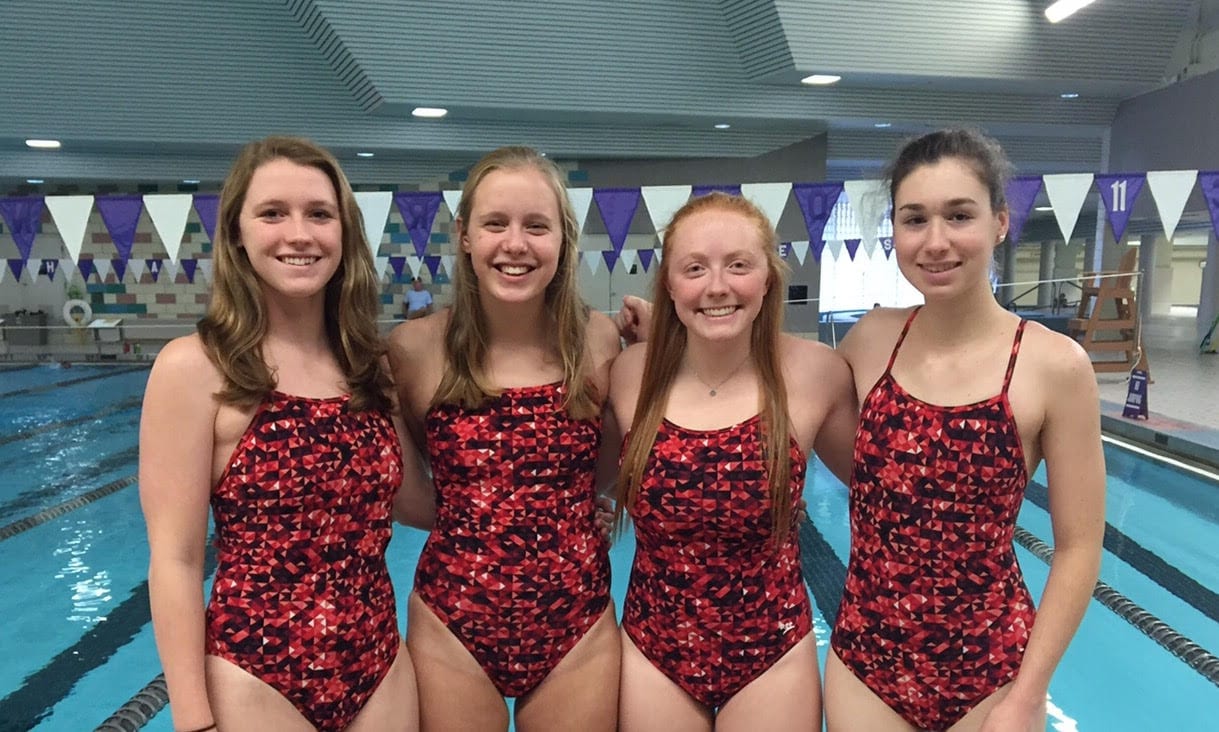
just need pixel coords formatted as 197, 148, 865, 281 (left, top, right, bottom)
692, 356, 751, 397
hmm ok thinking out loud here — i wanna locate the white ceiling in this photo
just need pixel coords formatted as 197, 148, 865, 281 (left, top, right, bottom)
0, 0, 1211, 190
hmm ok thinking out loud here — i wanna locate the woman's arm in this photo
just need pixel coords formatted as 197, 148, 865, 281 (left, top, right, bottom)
138, 337, 220, 731
987, 339, 1105, 730
810, 348, 859, 486
391, 413, 436, 530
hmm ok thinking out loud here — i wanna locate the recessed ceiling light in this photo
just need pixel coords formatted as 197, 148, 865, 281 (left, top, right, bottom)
714, 123, 731, 130
1045, 0, 1098, 24
874, 122, 892, 128
25, 139, 61, 149
411, 107, 448, 118
801, 74, 841, 86
540, 152, 548, 157
26, 178, 44, 184
182, 179, 200, 184
1060, 92, 1080, 99
357, 152, 375, 158
1034, 206, 1054, 212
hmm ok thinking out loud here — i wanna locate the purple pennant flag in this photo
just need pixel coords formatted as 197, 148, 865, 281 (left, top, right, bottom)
593, 188, 641, 254
180, 258, 198, 283
1005, 176, 1043, 246
96, 195, 144, 260
111, 258, 128, 282
40, 258, 59, 281
424, 255, 442, 278
1095, 174, 1146, 242
636, 248, 654, 272
880, 237, 894, 259
1199, 172, 1219, 240
393, 192, 443, 258
0, 196, 45, 260
146, 258, 162, 282
792, 183, 844, 254
193, 195, 220, 242
77, 258, 97, 282
602, 250, 620, 272
388, 256, 407, 281
8, 259, 26, 280
691, 183, 742, 198
844, 238, 861, 260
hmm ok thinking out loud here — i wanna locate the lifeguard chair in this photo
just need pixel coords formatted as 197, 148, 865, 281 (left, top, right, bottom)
1068, 248, 1146, 374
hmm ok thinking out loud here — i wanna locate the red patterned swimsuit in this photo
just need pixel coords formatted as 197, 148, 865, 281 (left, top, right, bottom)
415, 382, 611, 697
623, 415, 812, 708
207, 392, 403, 731
831, 309, 1035, 730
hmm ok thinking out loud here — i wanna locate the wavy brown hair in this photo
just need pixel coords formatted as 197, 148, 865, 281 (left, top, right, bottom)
197, 136, 390, 411
616, 192, 795, 543
433, 146, 598, 418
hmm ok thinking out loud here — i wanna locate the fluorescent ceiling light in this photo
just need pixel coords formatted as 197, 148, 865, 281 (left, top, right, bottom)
26, 178, 44, 184
412, 107, 448, 118
1045, 0, 1098, 23
874, 122, 892, 128
801, 74, 841, 85
714, 123, 731, 129
1034, 206, 1054, 211
357, 152, 375, 158
1060, 92, 1080, 99
182, 179, 200, 184
25, 139, 61, 149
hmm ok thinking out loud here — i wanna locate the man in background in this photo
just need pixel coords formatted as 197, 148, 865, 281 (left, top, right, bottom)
405, 276, 434, 319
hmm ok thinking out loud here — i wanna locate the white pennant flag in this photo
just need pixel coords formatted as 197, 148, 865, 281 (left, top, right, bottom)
568, 188, 594, 233
406, 255, 424, 278
640, 185, 691, 233
1146, 170, 1198, 241
353, 191, 393, 257
375, 256, 391, 280
844, 180, 888, 256
127, 259, 146, 282
618, 249, 639, 273
653, 247, 663, 264
0, 262, 5, 283
1042, 173, 1094, 242
58, 258, 77, 282
585, 251, 602, 275
790, 240, 810, 266
440, 255, 455, 276
45, 195, 94, 264
143, 194, 192, 263
740, 182, 792, 229
160, 259, 179, 283
198, 259, 214, 282
826, 239, 845, 260
94, 258, 112, 283
442, 190, 463, 220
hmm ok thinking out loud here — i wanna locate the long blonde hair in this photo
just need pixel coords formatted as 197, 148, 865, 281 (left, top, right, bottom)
616, 192, 794, 542
197, 136, 390, 411
433, 146, 598, 418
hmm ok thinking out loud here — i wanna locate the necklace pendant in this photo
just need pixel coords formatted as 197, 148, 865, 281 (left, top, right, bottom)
709, 389, 717, 397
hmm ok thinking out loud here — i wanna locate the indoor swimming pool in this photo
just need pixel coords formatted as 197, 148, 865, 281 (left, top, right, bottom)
0, 363, 1216, 730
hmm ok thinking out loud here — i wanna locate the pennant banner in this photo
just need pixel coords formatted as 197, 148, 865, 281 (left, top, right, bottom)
640, 185, 691, 234
792, 182, 844, 252
653, 247, 663, 264
112, 258, 129, 282
790, 240, 809, 266
844, 238, 861, 261
740, 182, 792, 230
424, 255, 442, 278
144, 193, 192, 263
94, 258, 112, 283
880, 236, 894, 259
388, 255, 407, 281
569, 188, 594, 233
7, 259, 26, 281
1095, 173, 1147, 242
440, 254, 455, 276
354, 191, 393, 257
593, 188, 641, 254
58, 258, 76, 282
0, 196, 46, 260
637, 248, 655, 272
193, 194, 220, 242
1145, 170, 1197, 241
1043, 173, 1094, 242
406, 255, 424, 278
145, 258, 164, 282
811, 238, 827, 262
602, 249, 620, 272
197, 259, 214, 282
45, 195, 94, 265
39, 258, 59, 281
618, 249, 638, 273
393, 192, 443, 258
0, 262, 5, 283
374, 256, 391, 281
96, 195, 144, 260
180, 258, 198, 283
77, 258, 98, 282
691, 183, 741, 198
442, 189, 463, 219
1196, 172, 1219, 240
844, 180, 888, 256
1005, 176, 1043, 246
585, 250, 602, 275
127, 258, 146, 282
160, 259, 179, 283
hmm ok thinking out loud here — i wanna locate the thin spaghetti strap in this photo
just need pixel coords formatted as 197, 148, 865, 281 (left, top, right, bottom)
883, 306, 922, 376
1002, 319, 1028, 393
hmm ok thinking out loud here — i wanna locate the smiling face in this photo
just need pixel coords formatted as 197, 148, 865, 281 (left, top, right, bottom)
458, 166, 562, 307
665, 207, 770, 344
892, 156, 1009, 301
238, 157, 343, 303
